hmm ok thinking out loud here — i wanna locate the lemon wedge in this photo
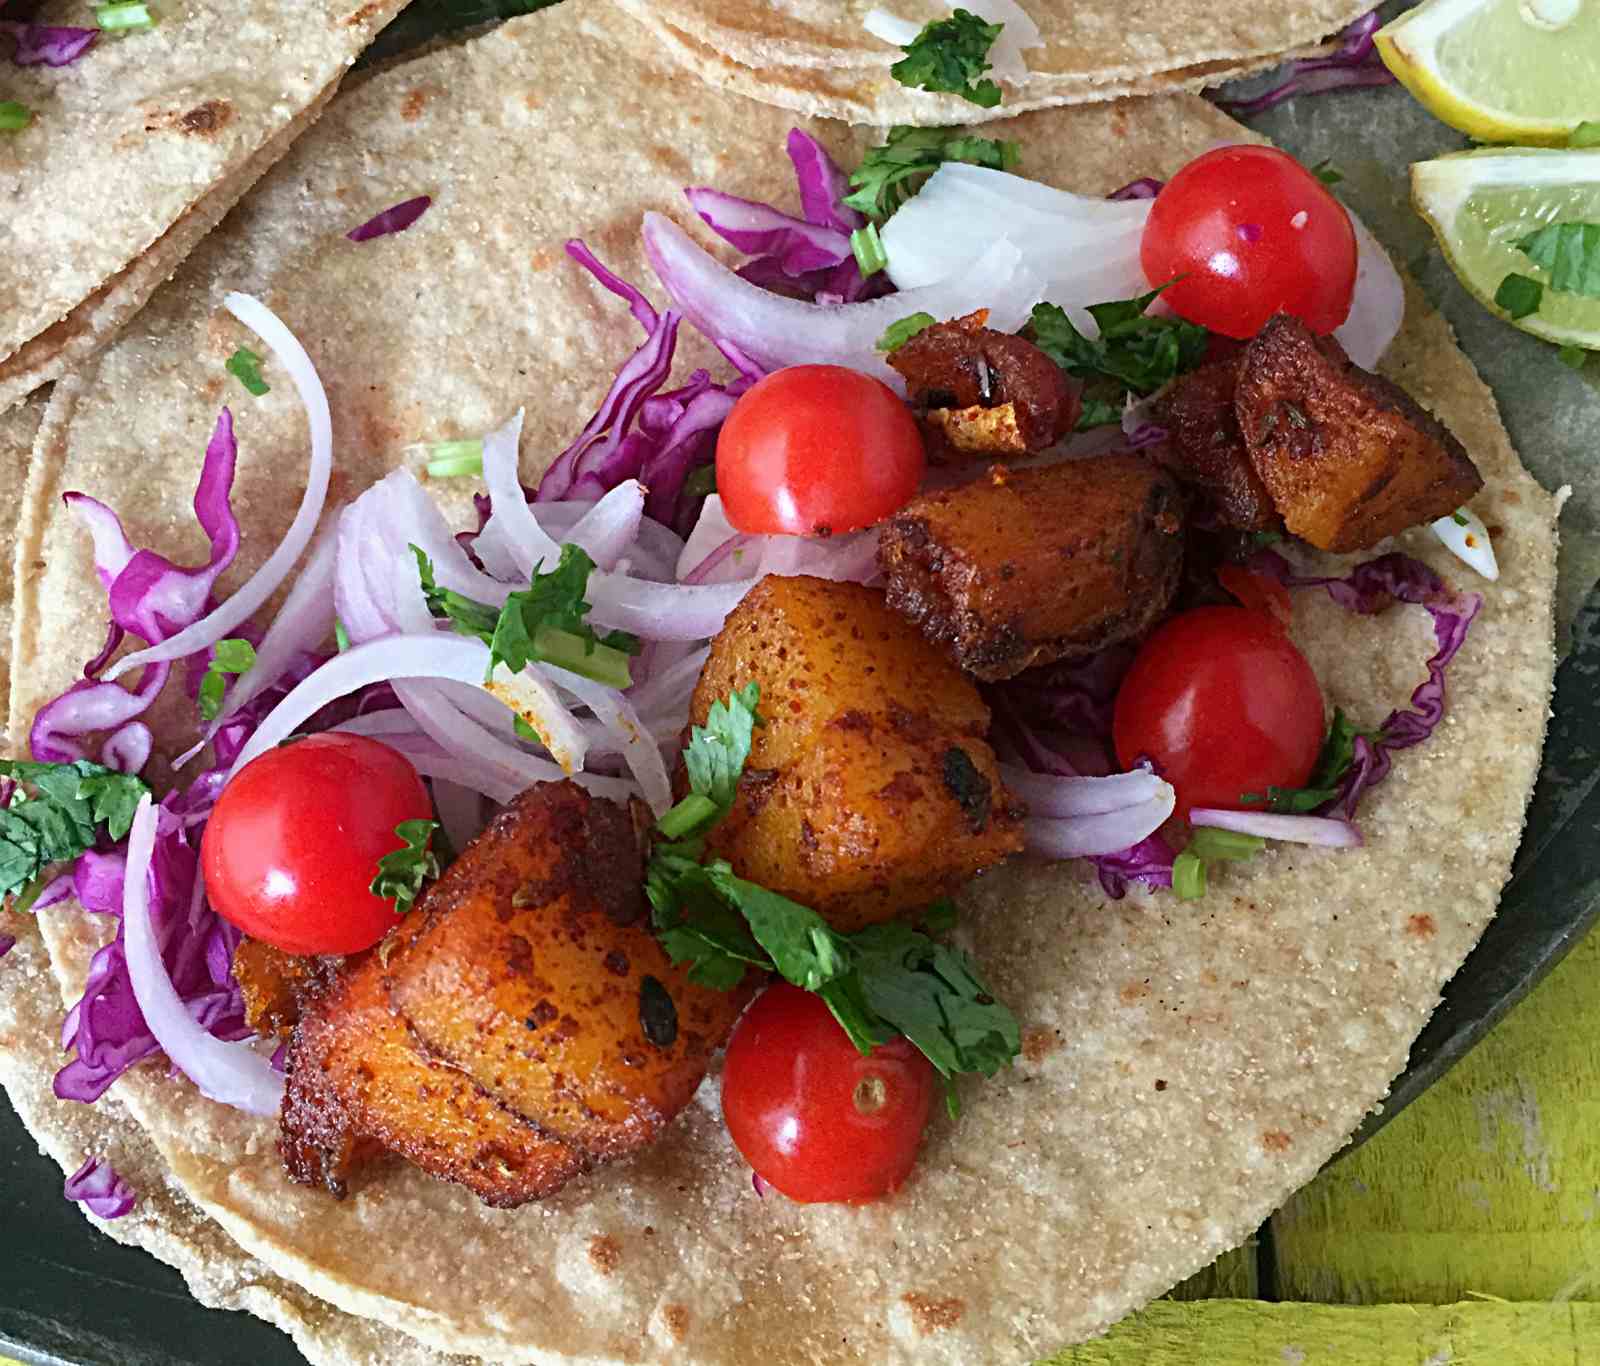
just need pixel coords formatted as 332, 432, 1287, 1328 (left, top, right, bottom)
1377, 0, 1600, 144
1412, 147, 1600, 349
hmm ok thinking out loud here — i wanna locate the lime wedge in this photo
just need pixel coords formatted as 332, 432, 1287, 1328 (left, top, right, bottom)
1412, 148, 1600, 349
1377, 0, 1600, 144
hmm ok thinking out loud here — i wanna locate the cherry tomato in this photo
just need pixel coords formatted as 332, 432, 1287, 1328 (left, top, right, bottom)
1140, 146, 1358, 339
721, 983, 934, 1204
1216, 564, 1293, 628
1113, 606, 1325, 820
716, 364, 926, 537
201, 734, 433, 955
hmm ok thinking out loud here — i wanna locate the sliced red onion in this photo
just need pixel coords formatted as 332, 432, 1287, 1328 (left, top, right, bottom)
1333, 209, 1405, 370
346, 195, 432, 243
1430, 505, 1499, 582
31, 663, 169, 764
627, 644, 711, 720
685, 187, 851, 276
1109, 178, 1164, 202
642, 212, 1042, 390
1001, 764, 1169, 818
106, 294, 332, 680
683, 534, 760, 586
787, 128, 864, 235
3, 22, 97, 66
474, 410, 561, 581
63, 1156, 135, 1219
585, 571, 755, 641
754, 527, 880, 583
563, 480, 646, 571
101, 722, 152, 775
0, 933, 12, 961
1189, 808, 1363, 847
64, 493, 137, 590
1213, 13, 1393, 118
430, 777, 486, 852
121, 798, 283, 1116
539, 665, 672, 816
1024, 783, 1174, 858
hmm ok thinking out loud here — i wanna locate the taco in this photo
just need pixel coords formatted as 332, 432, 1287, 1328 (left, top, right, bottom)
0, 0, 405, 414
607, 0, 1377, 126
3, 3, 1558, 1364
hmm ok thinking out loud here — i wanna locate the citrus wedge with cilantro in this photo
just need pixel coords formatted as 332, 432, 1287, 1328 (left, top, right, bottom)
1412, 147, 1600, 351
1377, 0, 1600, 145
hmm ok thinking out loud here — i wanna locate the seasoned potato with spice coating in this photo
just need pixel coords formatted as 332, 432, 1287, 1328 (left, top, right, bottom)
281, 945, 584, 1207
877, 455, 1185, 681
691, 576, 1022, 931
387, 783, 750, 1160
234, 936, 341, 1040
1153, 353, 1279, 533
1236, 314, 1482, 552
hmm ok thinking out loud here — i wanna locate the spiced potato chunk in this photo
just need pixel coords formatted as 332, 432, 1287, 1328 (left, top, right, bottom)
234, 936, 341, 1041
692, 575, 1022, 933
1235, 314, 1483, 552
888, 311, 1079, 461
878, 454, 1185, 681
1152, 352, 1279, 533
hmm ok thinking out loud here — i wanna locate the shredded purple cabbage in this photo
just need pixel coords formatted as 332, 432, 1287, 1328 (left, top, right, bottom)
1214, 11, 1394, 117
346, 195, 432, 243
2, 21, 97, 66
685, 187, 852, 276
787, 128, 864, 235
1109, 177, 1163, 202
63, 1155, 136, 1219
1250, 549, 1482, 819
0, 932, 13, 960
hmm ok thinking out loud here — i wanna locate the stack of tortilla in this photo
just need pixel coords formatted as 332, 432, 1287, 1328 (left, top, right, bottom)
609, 0, 1376, 123
0, 3, 1560, 1364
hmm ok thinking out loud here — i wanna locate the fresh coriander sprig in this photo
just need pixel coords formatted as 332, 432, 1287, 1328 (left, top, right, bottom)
225, 348, 270, 397
876, 312, 937, 353
198, 638, 257, 722
889, 9, 1004, 108
842, 125, 1020, 223
0, 760, 151, 906
370, 819, 440, 915
1029, 284, 1210, 402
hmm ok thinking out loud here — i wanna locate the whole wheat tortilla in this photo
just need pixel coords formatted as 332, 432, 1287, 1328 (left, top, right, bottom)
0, 392, 44, 724
605, 0, 1368, 126
0, 0, 407, 414
14, 3, 1557, 1363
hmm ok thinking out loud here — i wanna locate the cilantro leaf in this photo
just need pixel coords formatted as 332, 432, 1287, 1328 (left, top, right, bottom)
413, 544, 638, 688
1495, 272, 1544, 320
1074, 397, 1123, 431
1245, 709, 1370, 814
842, 125, 1020, 222
0, 760, 151, 903
1311, 159, 1344, 186
198, 638, 256, 722
682, 683, 761, 817
225, 347, 270, 397
1030, 285, 1210, 398
877, 312, 937, 353
369, 819, 440, 915
889, 9, 1003, 107
1515, 222, 1600, 299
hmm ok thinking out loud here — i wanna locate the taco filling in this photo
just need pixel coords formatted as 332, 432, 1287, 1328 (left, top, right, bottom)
7, 127, 1508, 1218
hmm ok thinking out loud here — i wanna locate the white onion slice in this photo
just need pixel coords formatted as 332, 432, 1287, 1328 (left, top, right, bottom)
1189, 808, 1363, 847
628, 644, 711, 719
677, 495, 739, 582
862, 9, 920, 45
586, 570, 756, 641
564, 480, 646, 571
1334, 210, 1405, 370
1024, 785, 1174, 858
107, 293, 332, 680
482, 663, 589, 774
643, 213, 1043, 391
121, 798, 284, 1117
540, 665, 673, 816
1002, 765, 1169, 818
1429, 506, 1500, 582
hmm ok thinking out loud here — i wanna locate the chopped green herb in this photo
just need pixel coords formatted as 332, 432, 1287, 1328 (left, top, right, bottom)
369, 819, 440, 915
876, 312, 938, 353
682, 463, 718, 500
424, 439, 484, 479
1558, 343, 1590, 370
413, 543, 638, 689
1494, 272, 1544, 320
0, 103, 32, 133
334, 619, 351, 652
1515, 222, 1600, 299
1450, 509, 1470, 527
1074, 397, 1124, 431
889, 9, 1003, 108
513, 715, 543, 744
0, 760, 151, 904
850, 221, 889, 277
1310, 159, 1344, 186
1030, 284, 1209, 399
918, 898, 960, 934
197, 638, 257, 723
224, 348, 269, 397
652, 682, 762, 855
1186, 827, 1266, 862
842, 125, 1020, 222
95, 1, 154, 29
1172, 850, 1206, 900
1570, 121, 1600, 149
1245, 709, 1369, 814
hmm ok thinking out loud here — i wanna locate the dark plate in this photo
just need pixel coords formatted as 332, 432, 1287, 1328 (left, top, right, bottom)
4, 5, 1598, 1363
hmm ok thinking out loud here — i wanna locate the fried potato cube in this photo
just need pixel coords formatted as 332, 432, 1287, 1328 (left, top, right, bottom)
877, 455, 1185, 681
691, 576, 1022, 931
234, 936, 340, 1040
387, 783, 750, 1160
1153, 353, 1280, 533
889, 311, 1079, 461
1236, 313, 1483, 552
281, 945, 584, 1207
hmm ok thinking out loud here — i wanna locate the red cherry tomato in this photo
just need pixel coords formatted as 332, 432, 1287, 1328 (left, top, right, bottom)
721, 983, 934, 1204
201, 734, 433, 955
1113, 606, 1325, 820
716, 364, 926, 537
1140, 146, 1358, 339
1216, 564, 1293, 628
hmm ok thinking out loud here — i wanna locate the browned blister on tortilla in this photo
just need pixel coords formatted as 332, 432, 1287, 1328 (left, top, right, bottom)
1236, 314, 1484, 552
1153, 352, 1281, 533
693, 576, 1022, 932
280, 940, 585, 1207
889, 312, 1079, 462
386, 783, 750, 1160
878, 454, 1185, 680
